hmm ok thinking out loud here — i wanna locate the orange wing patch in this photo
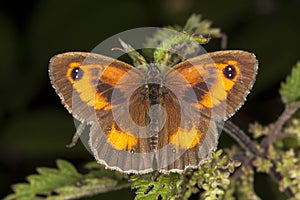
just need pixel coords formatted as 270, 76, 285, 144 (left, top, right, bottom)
170, 60, 241, 109
174, 66, 204, 86
170, 124, 203, 149
66, 63, 133, 111
101, 67, 131, 84
69, 61, 81, 68
107, 123, 138, 151
67, 63, 109, 109
198, 60, 240, 109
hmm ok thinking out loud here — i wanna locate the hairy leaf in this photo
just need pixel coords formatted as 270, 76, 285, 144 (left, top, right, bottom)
280, 62, 300, 104
5, 160, 130, 200
131, 173, 180, 200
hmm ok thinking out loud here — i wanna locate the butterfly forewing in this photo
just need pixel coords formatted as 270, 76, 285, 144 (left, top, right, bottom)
49, 52, 144, 123
166, 50, 258, 120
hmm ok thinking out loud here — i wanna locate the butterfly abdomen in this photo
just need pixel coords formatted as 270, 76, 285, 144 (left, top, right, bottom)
147, 83, 160, 151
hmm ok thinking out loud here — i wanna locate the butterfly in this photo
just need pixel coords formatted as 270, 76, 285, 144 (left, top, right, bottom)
49, 50, 258, 174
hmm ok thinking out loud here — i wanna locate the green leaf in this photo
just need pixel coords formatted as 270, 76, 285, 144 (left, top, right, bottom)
144, 14, 223, 67
131, 173, 180, 200
280, 62, 300, 104
183, 14, 223, 38
178, 150, 239, 200
4, 160, 130, 200
143, 25, 181, 55
130, 151, 239, 200
47, 177, 129, 200
153, 32, 209, 67
5, 160, 82, 200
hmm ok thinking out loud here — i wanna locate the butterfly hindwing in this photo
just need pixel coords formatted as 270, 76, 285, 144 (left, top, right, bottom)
155, 86, 219, 172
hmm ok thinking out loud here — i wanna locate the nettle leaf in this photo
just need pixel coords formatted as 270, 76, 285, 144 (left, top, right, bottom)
5, 160, 130, 200
178, 150, 239, 200
47, 177, 126, 200
280, 62, 300, 104
153, 33, 209, 66
144, 14, 223, 67
130, 151, 239, 200
5, 160, 82, 200
131, 173, 180, 200
143, 25, 181, 56
183, 14, 222, 37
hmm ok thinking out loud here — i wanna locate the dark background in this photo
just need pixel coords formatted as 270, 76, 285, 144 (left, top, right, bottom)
0, 0, 299, 199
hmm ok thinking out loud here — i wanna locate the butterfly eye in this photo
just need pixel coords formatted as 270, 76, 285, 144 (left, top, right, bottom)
222, 65, 236, 80
71, 67, 84, 81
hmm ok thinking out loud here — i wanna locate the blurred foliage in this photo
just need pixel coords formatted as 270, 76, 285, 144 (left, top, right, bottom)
280, 62, 300, 104
1, 0, 300, 199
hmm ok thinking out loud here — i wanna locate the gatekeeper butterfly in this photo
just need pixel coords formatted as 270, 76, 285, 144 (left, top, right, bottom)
49, 50, 258, 173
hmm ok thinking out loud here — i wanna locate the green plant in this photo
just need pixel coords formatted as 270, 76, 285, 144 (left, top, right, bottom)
5, 14, 300, 200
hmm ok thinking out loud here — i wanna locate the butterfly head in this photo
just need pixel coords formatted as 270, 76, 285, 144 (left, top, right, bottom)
145, 63, 163, 85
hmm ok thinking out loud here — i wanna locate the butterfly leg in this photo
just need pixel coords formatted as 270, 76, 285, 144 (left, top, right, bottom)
66, 122, 87, 148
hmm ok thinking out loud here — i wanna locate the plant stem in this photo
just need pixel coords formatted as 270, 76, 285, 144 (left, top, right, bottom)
260, 101, 300, 151
223, 120, 295, 197
269, 166, 294, 197
222, 121, 262, 157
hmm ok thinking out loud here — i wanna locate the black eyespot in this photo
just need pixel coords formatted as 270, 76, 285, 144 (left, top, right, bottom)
223, 65, 236, 80
71, 67, 83, 81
